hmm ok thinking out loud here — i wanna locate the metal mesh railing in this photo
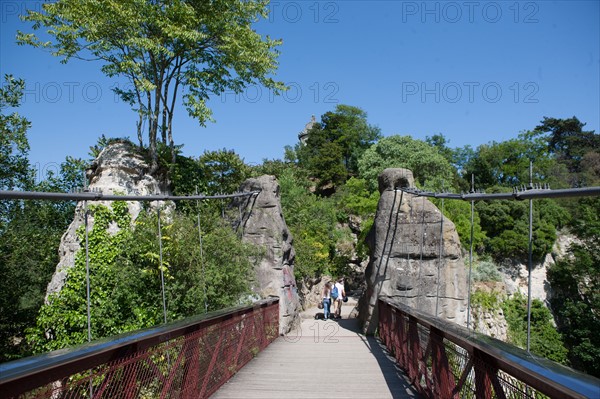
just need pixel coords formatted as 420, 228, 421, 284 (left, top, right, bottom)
378, 298, 599, 399
0, 298, 279, 399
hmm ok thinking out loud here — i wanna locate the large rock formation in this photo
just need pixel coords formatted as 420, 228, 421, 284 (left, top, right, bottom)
45, 142, 165, 301
359, 168, 468, 334
233, 175, 301, 334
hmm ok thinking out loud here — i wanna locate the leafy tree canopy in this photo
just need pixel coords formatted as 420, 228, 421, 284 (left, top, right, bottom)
296, 105, 381, 191
461, 132, 560, 189
197, 148, 251, 196
502, 294, 569, 365
18, 0, 286, 169
357, 135, 455, 192
533, 117, 600, 185
0, 74, 31, 194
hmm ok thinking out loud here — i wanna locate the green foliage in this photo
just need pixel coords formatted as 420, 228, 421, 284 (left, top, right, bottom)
547, 197, 600, 377
570, 197, 600, 239
333, 177, 379, 218
426, 133, 455, 166
0, 197, 74, 361
0, 74, 31, 194
332, 178, 379, 260
251, 158, 290, 179
88, 135, 136, 160
475, 196, 564, 262
122, 209, 260, 317
279, 169, 338, 278
433, 198, 486, 251
461, 133, 558, 189
18, 0, 286, 168
169, 153, 204, 198
471, 260, 502, 282
471, 289, 501, 311
278, 168, 358, 278
533, 117, 600, 185
296, 105, 381, 191
197, 149, 251, 195
26, 202, 133, 352
168, 149, 251, 215
0, 76, 86, 361
25, 202, 258, 354
501, 294, 569, 365
358, 135, 455, 192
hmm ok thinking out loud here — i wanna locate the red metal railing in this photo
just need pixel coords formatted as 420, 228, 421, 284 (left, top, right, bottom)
378, 298, 600, 399
0, 298, 279, 399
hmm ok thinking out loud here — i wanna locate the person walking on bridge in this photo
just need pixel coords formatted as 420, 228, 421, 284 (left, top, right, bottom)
332, 277, 346, 319
322, 281, 333, 320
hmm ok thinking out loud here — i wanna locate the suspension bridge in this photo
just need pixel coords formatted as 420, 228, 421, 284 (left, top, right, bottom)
1, 182, 599, 399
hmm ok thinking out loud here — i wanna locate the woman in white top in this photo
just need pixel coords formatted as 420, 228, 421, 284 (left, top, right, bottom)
333, 278, 346, 318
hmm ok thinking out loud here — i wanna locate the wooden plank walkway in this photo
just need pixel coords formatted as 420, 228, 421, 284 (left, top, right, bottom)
211, 298, 421, 399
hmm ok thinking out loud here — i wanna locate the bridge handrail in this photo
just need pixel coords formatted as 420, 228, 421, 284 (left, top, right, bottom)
0, 297, 279, 398
378, 298, 600, 399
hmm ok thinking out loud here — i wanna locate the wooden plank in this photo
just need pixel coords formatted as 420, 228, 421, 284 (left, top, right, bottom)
210, 299, 421, 399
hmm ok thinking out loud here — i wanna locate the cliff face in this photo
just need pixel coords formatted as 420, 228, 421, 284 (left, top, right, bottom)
45, 143, 165, 302
233, 175, 301, 334
359, 168, 468, 334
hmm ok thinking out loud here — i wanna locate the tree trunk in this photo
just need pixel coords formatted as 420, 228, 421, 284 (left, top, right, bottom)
147, 91, 158, 174
137, 112, 143, 148
161, 108, 167, 144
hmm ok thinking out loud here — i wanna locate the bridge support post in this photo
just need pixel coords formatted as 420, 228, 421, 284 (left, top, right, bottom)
430, 327, 458, 399
407, 315, 422, 390
474, 350, 507, 399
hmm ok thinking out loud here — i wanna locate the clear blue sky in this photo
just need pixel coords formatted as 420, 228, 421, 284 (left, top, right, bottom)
1, 1, 599, 182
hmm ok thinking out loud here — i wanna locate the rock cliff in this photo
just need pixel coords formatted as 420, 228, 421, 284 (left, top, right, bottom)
45, 142, 165, 302
359, 168, 468, 334
233, 175, 301, 334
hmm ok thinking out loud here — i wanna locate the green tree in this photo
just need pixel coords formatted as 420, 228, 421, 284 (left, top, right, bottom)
0, 74, 32, 220
296, 105, 381, 191
426, 133, 455, 166
501, 294, 569, 365
18, 0, 286, 169
26, 202, 258, 354
198, 149, 251, 195
475, 196, 565, 262
534, 117, 599, 173
461, 132, 559, 189
333, 177, 380, 260
0, 75, 81, 361
278, 168, 341, 278
357, 135, 455, 192
438, 199, 486, 252
334, 177, 379, 218
251, 158, 290, 179
548, 197, 600, 377
0, 192, 75, 361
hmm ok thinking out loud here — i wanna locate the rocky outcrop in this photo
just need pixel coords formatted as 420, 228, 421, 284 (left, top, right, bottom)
471, 283, 508, 341
500, 231, 581, 306
45, 142, 165, 302
359, 168, 468, 334
234, 175, 301, 334
472, 306, 508, 340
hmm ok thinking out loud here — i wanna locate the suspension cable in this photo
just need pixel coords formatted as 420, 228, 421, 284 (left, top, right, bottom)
157, 205, 167, 325
0, 190, 261, 201
195, 188, 208, 314
466, 174, 475, 331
